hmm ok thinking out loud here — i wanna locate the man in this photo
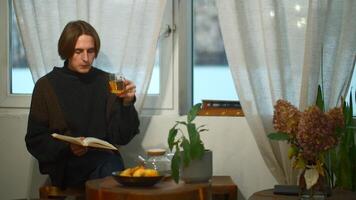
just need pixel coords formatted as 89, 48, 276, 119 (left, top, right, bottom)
25, 20, 140, 188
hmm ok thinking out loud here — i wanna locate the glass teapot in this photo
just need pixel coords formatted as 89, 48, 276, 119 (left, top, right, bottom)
138, 148, 172, 176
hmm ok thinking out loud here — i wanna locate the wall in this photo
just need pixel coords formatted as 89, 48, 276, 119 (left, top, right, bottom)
0, 110, 277, 200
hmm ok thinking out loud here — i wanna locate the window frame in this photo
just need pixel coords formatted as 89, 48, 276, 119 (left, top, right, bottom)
176, 0, 193, 115
141, 0, 177, 115
142, 0, 192, 115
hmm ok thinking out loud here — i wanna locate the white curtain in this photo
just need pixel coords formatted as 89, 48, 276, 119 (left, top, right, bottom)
216, 0, 356, 185
13, 0, 167, 112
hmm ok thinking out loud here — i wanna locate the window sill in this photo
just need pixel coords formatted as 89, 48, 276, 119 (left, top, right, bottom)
198, 107, 244, 117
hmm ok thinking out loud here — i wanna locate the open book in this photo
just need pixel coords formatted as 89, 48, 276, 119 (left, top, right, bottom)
52, 133, 118, 151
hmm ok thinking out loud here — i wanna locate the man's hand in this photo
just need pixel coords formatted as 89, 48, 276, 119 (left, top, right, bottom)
70, 137, 88, 156
118, 79, 136, 105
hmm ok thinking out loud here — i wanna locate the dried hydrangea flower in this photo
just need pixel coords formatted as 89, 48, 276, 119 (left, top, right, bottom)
271, 98, 343, 171
273, 99, 301, 136
296, 106, 338, 161
327, 107, 344, 130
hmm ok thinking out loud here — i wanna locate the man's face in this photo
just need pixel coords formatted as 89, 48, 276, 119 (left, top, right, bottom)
68, 34, 96, 73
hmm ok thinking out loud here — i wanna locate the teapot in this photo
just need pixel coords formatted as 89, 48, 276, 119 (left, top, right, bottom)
138, 148, 172, 176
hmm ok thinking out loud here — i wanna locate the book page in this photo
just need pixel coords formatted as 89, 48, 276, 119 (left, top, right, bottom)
52, 133, 118, 151
52, 133, 83, 146
83, 137, 118, 151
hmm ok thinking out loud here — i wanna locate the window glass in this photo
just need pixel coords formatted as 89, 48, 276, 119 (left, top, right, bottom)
147, 44, 160, 95
192, 0, 238, 104
10, 2, 33, 94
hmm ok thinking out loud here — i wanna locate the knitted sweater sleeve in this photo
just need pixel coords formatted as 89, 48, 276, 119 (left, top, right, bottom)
25, 77, 70, 164
106, 96, 140, 145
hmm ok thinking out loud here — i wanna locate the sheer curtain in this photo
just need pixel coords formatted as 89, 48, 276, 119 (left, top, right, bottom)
216, 0, 356, 185
14, 0, 167, 112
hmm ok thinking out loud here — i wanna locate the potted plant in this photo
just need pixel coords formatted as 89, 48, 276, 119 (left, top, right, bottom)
267, 86, 345, 198
168, 103, 212, 183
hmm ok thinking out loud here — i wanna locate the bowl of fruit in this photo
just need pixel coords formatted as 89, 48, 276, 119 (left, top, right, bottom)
112, 166, 165, 187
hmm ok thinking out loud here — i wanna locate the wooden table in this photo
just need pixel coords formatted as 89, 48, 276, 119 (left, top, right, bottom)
249, 189, 356, 200
86, 176, 211, 200
211, 176, 237, 200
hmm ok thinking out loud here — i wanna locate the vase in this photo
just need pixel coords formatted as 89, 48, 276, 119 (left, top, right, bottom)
181, 150, 212, 183
298, 167, 328, 200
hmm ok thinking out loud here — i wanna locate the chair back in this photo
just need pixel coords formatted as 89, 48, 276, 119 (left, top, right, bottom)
39, 185, 84, 199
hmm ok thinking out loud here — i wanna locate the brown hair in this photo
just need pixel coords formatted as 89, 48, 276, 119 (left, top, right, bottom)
58, 20, 100, 60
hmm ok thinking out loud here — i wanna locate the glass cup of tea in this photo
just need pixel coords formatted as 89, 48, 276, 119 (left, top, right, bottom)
108, 73, 127, 95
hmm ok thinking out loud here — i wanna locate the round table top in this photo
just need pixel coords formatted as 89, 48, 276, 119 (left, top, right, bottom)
249, 188, 356, 200
86, 176, 211, 200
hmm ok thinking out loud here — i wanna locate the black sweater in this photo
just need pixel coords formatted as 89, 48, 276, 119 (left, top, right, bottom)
26, 65, 140, 187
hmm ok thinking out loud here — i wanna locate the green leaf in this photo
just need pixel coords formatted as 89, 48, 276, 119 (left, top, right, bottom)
327, 148, 337, 187
316, 85, 325, 112
294, 157, 306, 169
198, 129, 209, 133
187, 103, 202, 123
187, 123, 198, 144
346, 93, 353, 125
176, 121, 188, 126
335, 141, 352, 189
267, 132, 289, 140
197, 125, 208, 132
168, 127, 178, 151
346, 126, 356, 130
191, 141, 205, 160
171, 150, 181, 183
350, 145, 356, 191
197, 124, 206, 129
181, 137, 191, 166
288, 145, 298, 159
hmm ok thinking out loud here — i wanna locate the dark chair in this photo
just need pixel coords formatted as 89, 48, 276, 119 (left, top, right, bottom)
39, 181, 84, 199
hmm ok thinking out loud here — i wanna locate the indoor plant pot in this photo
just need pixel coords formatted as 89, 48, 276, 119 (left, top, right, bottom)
168, 103, 212, 183
181, 149, 212, 183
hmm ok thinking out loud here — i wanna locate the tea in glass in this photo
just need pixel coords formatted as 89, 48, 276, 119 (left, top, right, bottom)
109, 73, 126, 95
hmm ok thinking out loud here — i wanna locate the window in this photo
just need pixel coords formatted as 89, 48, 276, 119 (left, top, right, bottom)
192, 0, 238, 105
0, 0, 32, 107
1, 0, 174, 111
